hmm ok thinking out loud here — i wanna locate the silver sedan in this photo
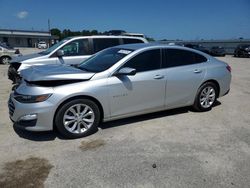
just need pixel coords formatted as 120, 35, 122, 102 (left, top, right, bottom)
8, 44, 231, 138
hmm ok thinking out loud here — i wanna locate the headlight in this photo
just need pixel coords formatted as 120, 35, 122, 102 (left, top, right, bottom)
14, 92, 52, 103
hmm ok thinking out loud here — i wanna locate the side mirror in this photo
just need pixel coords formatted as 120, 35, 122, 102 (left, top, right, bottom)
114, 67, 136, 76
56, 50, 64, 57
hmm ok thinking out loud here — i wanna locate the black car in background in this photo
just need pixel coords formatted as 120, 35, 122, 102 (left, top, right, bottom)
184, 44, 210, 54
234, 44, 250, 57
210, 46, 226, 56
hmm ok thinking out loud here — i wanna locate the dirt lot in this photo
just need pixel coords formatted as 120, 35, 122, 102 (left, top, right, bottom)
0, 56, 250, 188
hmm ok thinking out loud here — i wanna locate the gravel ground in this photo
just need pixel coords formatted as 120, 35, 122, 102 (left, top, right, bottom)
0, 56, 250, 188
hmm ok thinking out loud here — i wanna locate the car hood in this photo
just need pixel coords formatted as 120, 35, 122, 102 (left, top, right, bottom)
10, 53, 42, 63
20, 64, 95, 82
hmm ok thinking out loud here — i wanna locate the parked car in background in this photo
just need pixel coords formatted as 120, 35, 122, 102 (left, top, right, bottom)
8, 35, 148, 83
0, 43, 21, 64
234, 44, 250, 57
210, 46, 226, 56
37, 41, 47, 49
185, 44, 210, 54
8, 44, 231, 138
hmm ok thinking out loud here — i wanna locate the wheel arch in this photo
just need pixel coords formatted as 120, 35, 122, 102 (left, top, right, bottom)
0, 55, 12, 61
53, 95, 104, 130
200, 79, 220, 97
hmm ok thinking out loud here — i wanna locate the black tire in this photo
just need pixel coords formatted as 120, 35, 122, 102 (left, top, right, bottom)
0, 56, 11, 64
55, 99, 100, 139
193, 82, 218, 112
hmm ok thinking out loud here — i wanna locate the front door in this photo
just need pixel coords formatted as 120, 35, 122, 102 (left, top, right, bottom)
107, 49, 166, 118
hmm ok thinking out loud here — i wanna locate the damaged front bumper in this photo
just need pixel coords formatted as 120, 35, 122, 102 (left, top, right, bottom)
8, 92, 56, 132
8, 63, 21, 84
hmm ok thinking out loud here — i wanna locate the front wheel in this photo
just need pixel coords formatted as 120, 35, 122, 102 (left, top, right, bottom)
193, 82, 218, 112
55, 99, 100, 138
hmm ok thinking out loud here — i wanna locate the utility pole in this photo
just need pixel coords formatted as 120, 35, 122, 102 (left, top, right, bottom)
48, 19, 51, 47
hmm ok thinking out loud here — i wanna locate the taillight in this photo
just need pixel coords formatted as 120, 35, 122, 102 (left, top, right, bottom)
226, 65, 231, 72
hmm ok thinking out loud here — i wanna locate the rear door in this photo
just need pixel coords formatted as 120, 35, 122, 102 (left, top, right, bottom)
163, 48, 207, 108
92, 38, 120, 53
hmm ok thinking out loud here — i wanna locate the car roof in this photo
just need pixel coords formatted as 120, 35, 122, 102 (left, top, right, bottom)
68, 35, 147, 40
113, 43, 212, 59
114, 43, 194, 51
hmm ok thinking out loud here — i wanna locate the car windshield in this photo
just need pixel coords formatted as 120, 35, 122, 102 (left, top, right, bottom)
78, 48, 133, 73
39, 38, 71, 55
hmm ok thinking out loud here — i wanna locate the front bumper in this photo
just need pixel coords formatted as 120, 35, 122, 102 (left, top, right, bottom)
8, 64, 21, 84
8, 93, 56, 131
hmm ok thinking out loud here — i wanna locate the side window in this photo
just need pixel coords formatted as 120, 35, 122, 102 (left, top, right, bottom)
0, 47, 2, 51
123, 49, 161, 72
93, 38, 120, 53
164, 49, 206, 68
61, 39, 90, 56
123, 38, 144, 44
195, 53, 207, 63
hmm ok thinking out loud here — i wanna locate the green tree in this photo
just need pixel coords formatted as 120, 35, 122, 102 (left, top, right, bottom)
50, 28, 61, 39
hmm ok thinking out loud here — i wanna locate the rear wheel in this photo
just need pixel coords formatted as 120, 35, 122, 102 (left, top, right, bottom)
193, 82, 218, 112
0, 56, 11, 64
55, 99, 100, 138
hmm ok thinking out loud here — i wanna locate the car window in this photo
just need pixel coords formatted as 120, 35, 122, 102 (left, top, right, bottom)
122, 49, 161, 72
39, 38, 71, 55
164, 49, 207, 68
93, 38, 120, 53
122, 38, 144, 44
195, 53, 207, 63
0, 47, 2, 51
61, 39, 90, 56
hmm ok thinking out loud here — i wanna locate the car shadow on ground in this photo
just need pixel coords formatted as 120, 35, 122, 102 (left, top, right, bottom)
100, 107, 190, 130
13, 126, 62, 141
101, 101, 221, 130
13, 101, 221, 141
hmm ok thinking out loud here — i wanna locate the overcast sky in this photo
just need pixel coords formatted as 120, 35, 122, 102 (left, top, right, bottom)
0, 0, 249, 40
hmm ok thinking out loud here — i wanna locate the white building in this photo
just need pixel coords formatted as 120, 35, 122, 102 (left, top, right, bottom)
0, 29, 58, 47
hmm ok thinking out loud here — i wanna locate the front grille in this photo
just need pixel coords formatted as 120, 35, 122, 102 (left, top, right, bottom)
8, 98, 15, 117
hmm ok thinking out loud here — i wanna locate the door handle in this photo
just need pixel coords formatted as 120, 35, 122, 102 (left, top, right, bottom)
193, 69, 202, 73
154, 75, 164, 79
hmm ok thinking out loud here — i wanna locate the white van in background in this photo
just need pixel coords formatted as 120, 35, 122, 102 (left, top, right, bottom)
8, 35, 148, 83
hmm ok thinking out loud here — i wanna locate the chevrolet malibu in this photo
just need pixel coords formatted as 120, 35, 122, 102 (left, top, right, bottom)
8, 44, 231, 138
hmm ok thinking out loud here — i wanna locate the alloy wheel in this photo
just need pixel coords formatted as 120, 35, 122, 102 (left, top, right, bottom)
2, 57, 10, 64
63, 104, 95, 134
199, 86, 216, 108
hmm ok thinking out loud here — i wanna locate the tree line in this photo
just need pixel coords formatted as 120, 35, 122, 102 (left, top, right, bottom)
50, 28, 154, 41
